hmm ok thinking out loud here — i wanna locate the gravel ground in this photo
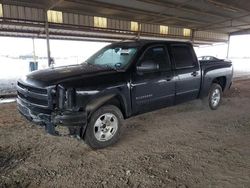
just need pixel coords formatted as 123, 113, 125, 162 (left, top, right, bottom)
1, 79, 250, 188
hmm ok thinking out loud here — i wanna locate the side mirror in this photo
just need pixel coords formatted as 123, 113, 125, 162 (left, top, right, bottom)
136, 60, 159, 73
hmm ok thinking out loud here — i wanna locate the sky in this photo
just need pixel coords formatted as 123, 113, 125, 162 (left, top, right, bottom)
228, 35, 250, 58
0, 37, 109, 78
1, 35, 249, 59
0, 37, 109, 59
194, 43, 228, 59
194, 35, 250, 59
0, 35, 250, 79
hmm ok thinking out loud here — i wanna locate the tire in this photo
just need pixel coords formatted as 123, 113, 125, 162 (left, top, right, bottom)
84, 105, 124, 149
203, 83, 222, 110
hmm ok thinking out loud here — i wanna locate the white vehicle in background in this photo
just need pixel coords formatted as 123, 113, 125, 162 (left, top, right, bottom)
198, 56, 220, 61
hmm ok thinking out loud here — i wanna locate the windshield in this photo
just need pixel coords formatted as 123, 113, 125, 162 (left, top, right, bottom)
86, 46, 137, 70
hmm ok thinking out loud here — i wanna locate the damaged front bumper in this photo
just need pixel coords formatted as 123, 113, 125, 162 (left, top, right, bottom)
17, 98, 87, 136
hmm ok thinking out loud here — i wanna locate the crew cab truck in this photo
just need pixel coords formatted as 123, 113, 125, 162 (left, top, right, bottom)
17, 40, 233, 149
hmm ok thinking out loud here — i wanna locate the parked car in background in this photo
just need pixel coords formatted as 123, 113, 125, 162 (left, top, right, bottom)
198, 56, 220, 61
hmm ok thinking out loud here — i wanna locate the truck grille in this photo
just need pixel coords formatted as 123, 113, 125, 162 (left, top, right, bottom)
18, 82, 47, 94
17, 81, 49, 108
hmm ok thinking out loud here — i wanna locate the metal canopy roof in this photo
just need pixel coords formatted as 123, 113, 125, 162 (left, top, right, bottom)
3, 0, 250, 33
0, 0, 249, 43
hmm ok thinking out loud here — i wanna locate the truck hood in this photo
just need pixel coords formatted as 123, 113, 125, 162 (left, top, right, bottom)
26, 63, 116, 86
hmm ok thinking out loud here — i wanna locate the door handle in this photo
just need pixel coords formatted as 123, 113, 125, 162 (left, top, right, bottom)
166, 76, 172, 81
191, 71, 198, 77
166, 75, 174, 81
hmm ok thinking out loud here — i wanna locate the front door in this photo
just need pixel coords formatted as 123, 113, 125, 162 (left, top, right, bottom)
131, 45, 176, 114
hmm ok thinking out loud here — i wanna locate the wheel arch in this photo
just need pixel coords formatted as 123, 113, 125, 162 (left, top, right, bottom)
199, 75, 227, 99
85, 93, 128, 119
212, 76, 227, 91
81, 93, 127, 139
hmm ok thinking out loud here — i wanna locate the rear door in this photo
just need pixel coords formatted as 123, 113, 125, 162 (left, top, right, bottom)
169, 43, 201, 104
131, 45, 175, 114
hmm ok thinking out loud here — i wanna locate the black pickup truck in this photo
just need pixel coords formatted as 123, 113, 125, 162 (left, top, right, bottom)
17, 40, 233, 149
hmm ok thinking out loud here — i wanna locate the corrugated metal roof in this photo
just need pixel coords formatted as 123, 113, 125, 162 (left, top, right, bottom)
2, 0, 248, 42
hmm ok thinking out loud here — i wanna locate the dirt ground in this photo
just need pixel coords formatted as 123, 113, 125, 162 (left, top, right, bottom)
1, 79, 250, 188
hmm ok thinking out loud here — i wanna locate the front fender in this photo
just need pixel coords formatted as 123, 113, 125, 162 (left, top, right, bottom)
75, 84, 131, 118
85, 94, 116, 114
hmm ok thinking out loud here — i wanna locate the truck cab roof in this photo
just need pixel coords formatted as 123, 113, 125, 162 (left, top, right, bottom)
109, 40, 192, 48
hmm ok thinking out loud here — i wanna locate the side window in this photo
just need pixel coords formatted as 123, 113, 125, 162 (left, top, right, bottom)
171, 45, 196, 69
140, 46, 171, 71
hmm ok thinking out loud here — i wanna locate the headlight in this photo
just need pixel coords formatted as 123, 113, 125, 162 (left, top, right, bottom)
57, 85, 75, 110
57, 85, 66, 109
66, 88, 75, 109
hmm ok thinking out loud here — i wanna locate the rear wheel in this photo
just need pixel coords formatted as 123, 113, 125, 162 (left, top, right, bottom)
84, 105, 123, 149
204, 83, 222, 110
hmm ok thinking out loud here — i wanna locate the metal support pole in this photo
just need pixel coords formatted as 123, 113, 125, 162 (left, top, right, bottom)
45, 11, 51, 67
32, 38, 36, 63
226, 34, 231, 59
191, 29, 195, 43
137, 23, 141, 40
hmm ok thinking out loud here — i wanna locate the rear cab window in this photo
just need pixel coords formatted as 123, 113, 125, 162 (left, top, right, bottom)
170, 44, 198, 69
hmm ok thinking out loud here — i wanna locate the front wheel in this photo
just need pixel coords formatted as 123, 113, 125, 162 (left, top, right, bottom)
84, 105, 123, 149
205, 83, 222, 110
